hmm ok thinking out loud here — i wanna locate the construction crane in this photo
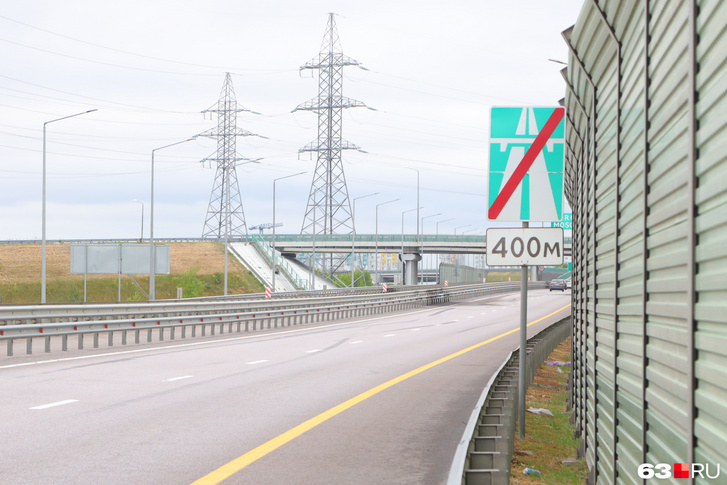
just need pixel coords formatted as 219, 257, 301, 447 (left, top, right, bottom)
249, 223, 283, 234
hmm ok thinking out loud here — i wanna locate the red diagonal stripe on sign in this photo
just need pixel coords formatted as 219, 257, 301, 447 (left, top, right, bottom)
488, 107, 564, 220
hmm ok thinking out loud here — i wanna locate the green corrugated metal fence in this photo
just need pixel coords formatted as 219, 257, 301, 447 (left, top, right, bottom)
563, 1, 727, 483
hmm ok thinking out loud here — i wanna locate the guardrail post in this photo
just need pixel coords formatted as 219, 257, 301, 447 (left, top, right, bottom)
26, 337, 32, 354
93, 332, 99, 348
159, 328, 164, 341
62, 334, 68, 351
6, 339, 13, 357
170, 327, 176, 340
147, 329, 152, 342
45, 336, 51, 353
108, 331, 113, 347
78, 333, 84, 349
135, 329, 140, 344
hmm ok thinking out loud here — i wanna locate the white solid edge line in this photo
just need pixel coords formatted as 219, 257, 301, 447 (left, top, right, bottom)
30, 399, 79, 410
0, 292, 526, 371
306, 349, 321, 353
349, 341, 363, 344
246, 360, 269, 365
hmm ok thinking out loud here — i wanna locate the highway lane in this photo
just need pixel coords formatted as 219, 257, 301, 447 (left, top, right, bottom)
0, 289, 571, 484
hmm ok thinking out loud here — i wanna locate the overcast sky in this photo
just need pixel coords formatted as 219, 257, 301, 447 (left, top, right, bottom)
0, 0, 583, 241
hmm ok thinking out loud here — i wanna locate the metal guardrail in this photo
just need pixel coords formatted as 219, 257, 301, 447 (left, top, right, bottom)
0, 282, 546, 357
447, 316, 572, 485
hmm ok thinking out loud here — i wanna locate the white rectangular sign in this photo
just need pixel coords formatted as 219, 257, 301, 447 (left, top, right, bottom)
486, 228, 564, 266
70, 244, 171, 275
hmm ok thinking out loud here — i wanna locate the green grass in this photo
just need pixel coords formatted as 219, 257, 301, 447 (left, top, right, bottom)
331, 269, 374, 288
0, 270, 265, 304
511, 339, 587, 484
485, 271, 522, 282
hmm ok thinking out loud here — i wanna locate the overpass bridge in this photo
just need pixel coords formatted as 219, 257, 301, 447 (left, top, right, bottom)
254, 234, 572, 285
255, 234, 573, 256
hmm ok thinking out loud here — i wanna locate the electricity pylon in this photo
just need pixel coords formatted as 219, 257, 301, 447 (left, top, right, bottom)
199, 72, 259, 241
293, 13, 365, 276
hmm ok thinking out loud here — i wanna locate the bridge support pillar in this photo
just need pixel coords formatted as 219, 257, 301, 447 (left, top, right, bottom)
401, 252, 422, 286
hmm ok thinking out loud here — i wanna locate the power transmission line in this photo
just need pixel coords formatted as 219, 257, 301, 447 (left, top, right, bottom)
293, 13, 364, 276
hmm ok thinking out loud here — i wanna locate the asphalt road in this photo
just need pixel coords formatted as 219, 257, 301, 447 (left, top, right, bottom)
0, 289, 571, 485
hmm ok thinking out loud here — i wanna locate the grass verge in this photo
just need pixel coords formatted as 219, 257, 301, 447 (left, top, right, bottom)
510, 337, 587, 484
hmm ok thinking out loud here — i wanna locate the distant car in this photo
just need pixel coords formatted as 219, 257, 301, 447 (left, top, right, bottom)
549, 279, 567, 291
566, 279, 572, 289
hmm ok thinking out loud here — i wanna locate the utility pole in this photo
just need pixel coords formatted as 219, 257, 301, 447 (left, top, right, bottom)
294, 13, 365, 279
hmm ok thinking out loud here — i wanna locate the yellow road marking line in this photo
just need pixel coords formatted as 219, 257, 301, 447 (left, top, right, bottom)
191, 303, 571, 484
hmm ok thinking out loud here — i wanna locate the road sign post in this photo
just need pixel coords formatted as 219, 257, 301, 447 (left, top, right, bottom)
488, 106, 565, 439
519, 222, 528, 440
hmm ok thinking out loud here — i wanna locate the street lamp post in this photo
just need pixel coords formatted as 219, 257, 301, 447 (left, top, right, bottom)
401, 207, 423, 285
150, 138, 194, 301
272, 172, 306, 292
436, 218, 455, 235
223, 159, 261, 296
351, 192, 379, 288
420, 213, 442, 238
41, 109, 97, 304
375, 198, 399, 285
133, 199, 144, 242
454, 224, 471, 235
419, 213, 441, 283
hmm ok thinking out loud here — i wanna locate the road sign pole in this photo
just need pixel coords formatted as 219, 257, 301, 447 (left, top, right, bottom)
519, 221, 528, 439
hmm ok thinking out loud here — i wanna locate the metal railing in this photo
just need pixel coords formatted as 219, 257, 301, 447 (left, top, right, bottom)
0, 235, 574, 246
250, 234, 311, 291
448, 316, 571, 485
255, 234, 573, 245
0, 282, 546, 357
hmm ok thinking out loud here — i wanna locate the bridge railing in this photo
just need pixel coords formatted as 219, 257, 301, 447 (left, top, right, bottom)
250, 234, 311, 291
255, 234, 572, 245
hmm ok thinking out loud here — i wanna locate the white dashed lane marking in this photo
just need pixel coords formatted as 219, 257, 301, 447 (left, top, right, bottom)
164, 375, 193, 382
30, 400, 78, 410
246, 360, 269, 365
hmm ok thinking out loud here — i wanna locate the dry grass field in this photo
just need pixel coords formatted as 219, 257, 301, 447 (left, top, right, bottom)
0, 242, 235, 284
0, 242, 264, 303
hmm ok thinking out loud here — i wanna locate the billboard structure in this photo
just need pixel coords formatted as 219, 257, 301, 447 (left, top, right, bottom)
70, 244, 170, 275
